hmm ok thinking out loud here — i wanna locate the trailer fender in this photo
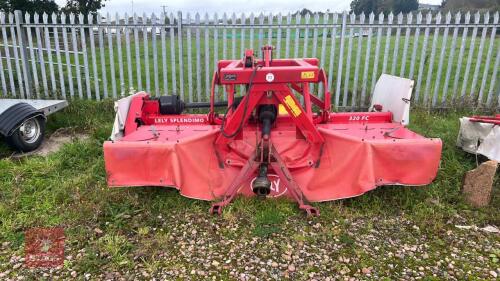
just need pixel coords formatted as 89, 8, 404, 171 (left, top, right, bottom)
0, 103, 45, 137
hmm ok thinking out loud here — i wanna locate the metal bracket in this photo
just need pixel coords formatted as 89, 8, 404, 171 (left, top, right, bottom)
210, 142, 319, 217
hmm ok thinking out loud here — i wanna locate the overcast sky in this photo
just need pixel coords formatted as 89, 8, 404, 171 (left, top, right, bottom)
54, 0, 442, 15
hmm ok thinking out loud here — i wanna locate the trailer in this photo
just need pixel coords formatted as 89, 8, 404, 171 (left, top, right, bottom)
0, 99, 68, 152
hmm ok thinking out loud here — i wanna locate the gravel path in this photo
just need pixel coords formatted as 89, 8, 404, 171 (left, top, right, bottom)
1, 212, 499, 280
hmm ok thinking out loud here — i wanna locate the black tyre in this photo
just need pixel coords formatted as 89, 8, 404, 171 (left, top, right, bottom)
5, 117, 46, 152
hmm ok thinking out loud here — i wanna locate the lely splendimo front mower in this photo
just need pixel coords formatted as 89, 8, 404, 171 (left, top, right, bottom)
103, 46, 442, 216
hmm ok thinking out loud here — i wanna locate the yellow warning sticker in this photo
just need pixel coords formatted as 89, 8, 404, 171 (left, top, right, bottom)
283, 95, 302, 117
301, 71, 315, 79
278, 104, 288, 115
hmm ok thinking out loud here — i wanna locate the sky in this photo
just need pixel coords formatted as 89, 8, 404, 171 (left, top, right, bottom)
54, 0, 443, 15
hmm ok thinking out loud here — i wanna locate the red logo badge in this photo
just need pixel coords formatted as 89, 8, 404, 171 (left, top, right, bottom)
25, 227, 65, 268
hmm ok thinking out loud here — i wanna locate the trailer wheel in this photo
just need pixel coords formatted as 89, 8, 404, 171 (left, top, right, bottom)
6, 117, 46, 152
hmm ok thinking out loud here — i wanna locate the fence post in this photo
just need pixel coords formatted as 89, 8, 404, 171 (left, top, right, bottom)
177, 11, 184, 98
335, 11, 347, 109
14, 10, 33, 99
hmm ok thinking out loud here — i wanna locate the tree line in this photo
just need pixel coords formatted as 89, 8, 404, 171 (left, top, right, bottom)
0, 0, 106, 15
350, 0, 419, 15
1, 0, 498, 19
350, 0, 500, 15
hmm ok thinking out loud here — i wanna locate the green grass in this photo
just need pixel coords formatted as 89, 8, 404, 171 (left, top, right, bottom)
96, 33, 497, 109
0, 101, 498, 278
3, 29, 499, 109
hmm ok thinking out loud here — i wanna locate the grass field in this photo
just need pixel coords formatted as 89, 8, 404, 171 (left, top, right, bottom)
96, 33, 500, 106
3, 29, 499, 109
0, 100, 498, 279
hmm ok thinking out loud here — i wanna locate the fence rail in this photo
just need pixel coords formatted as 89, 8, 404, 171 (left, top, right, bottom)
0, 10, 499, 110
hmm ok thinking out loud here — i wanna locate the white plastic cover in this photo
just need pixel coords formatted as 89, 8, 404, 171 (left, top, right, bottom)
110, 93, 143, 141
457, 117, 500, 162
369, 74, 414, 125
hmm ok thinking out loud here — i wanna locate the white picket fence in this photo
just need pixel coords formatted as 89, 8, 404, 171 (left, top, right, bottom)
0, 10, 499, 110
